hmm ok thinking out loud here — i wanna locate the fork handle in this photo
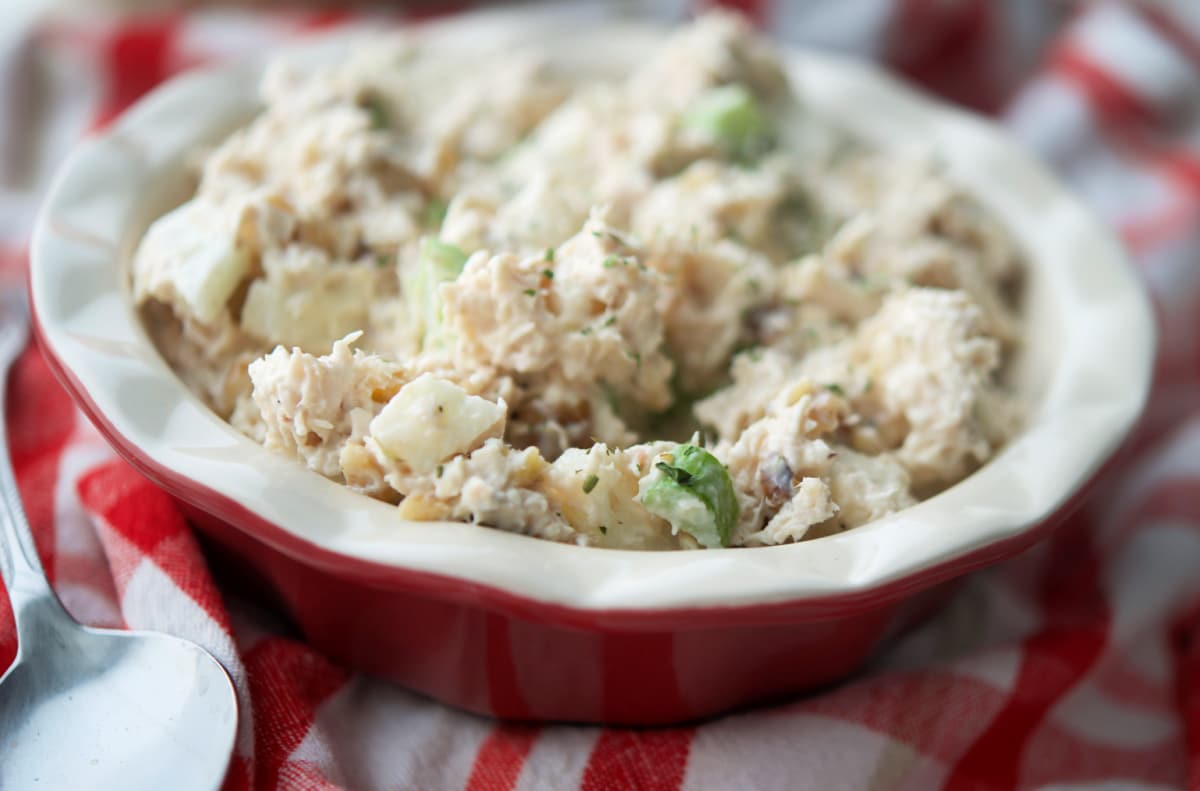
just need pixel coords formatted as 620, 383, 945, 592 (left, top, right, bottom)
0, 338, 57, 625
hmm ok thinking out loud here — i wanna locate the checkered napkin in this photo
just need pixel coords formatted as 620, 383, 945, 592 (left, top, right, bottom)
3, 1, 1199, 788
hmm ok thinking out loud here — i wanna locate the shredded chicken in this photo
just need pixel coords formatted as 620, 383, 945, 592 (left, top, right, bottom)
132, 11, 1024, 550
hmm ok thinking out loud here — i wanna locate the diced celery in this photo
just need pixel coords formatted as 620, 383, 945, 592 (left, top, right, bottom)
640, 444, 739, 548
404, 237, 468, 349
682, 84, 772, 162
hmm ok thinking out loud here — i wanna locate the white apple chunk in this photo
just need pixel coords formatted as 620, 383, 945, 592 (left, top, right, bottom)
370, 374, 506, 474
136, 199, 250, 324
240, 265, 375, 352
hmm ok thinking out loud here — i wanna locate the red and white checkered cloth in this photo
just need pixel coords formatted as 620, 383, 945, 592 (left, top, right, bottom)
3, 1, 1200, 788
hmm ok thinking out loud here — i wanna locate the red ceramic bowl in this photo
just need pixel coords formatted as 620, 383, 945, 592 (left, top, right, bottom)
30, 11, 1154, 724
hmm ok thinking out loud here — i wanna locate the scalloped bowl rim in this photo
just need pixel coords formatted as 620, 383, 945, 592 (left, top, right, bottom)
29, 10, 1154, 619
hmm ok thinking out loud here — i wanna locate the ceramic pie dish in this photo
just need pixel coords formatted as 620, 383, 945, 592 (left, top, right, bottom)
30, 9, 1154, 724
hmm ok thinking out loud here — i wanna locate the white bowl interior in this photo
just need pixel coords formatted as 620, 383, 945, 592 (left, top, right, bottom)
31, 10, 1155, 613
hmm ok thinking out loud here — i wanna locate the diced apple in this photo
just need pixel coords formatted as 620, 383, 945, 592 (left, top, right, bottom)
241, 266, 374, 351
240, 281, 283, 343
138, 200, 250, 324
369, 374, 505, 473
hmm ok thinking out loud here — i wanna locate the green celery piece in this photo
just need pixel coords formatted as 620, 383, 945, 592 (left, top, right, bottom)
683, 84, 772, 161
642, 444, 739, 548
405, 237, 468, 349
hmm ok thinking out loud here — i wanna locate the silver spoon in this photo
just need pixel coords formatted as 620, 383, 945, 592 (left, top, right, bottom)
0, 288, 238, 789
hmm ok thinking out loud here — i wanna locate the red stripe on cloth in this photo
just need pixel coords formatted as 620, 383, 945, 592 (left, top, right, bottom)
1148, 290, 1189, 388
464, 724, 540, 791
943, 513, 1111, 790
1, 338, 77, 671
76, 460, 229, 629
0, 247, 76, 671
1119, 197, 1200, 256
1049, 42, 1200, 242
1140, 5, 1200, 68
1132, 476, 1200, 527
1017, 715, 1185, 788
1171, 599, 1200, 790
1049, 39, 1200, 203
1155, 149, 1200, 196
885, 0, 1003, 112
700, 0, 768, 24
1109, 476, 1200, 551
1093, 650, 1175, 712
51, 552, 116, 590
10, 451, 63, 576
0, 588, 13, 674
803, 671, 1009, 763
1195, 313, 1200, 395
277, 761, 346, 790
48, 556, 122, 628
9, 342, 78, 583
9, 342, 77, 461
8, 405, 74, 468
77, 460, 182, 556
220, 756, 252, 791
294, 9, 355, 31
1050, 44, 1157, 127
580, 728, 694, 791
90, 15, 185, 131
243, 638, 349, 790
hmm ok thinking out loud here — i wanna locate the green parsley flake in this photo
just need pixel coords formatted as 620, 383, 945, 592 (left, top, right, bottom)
582, 474, 599, 494
423, 199, 447, 230
362, 94, 390, 130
